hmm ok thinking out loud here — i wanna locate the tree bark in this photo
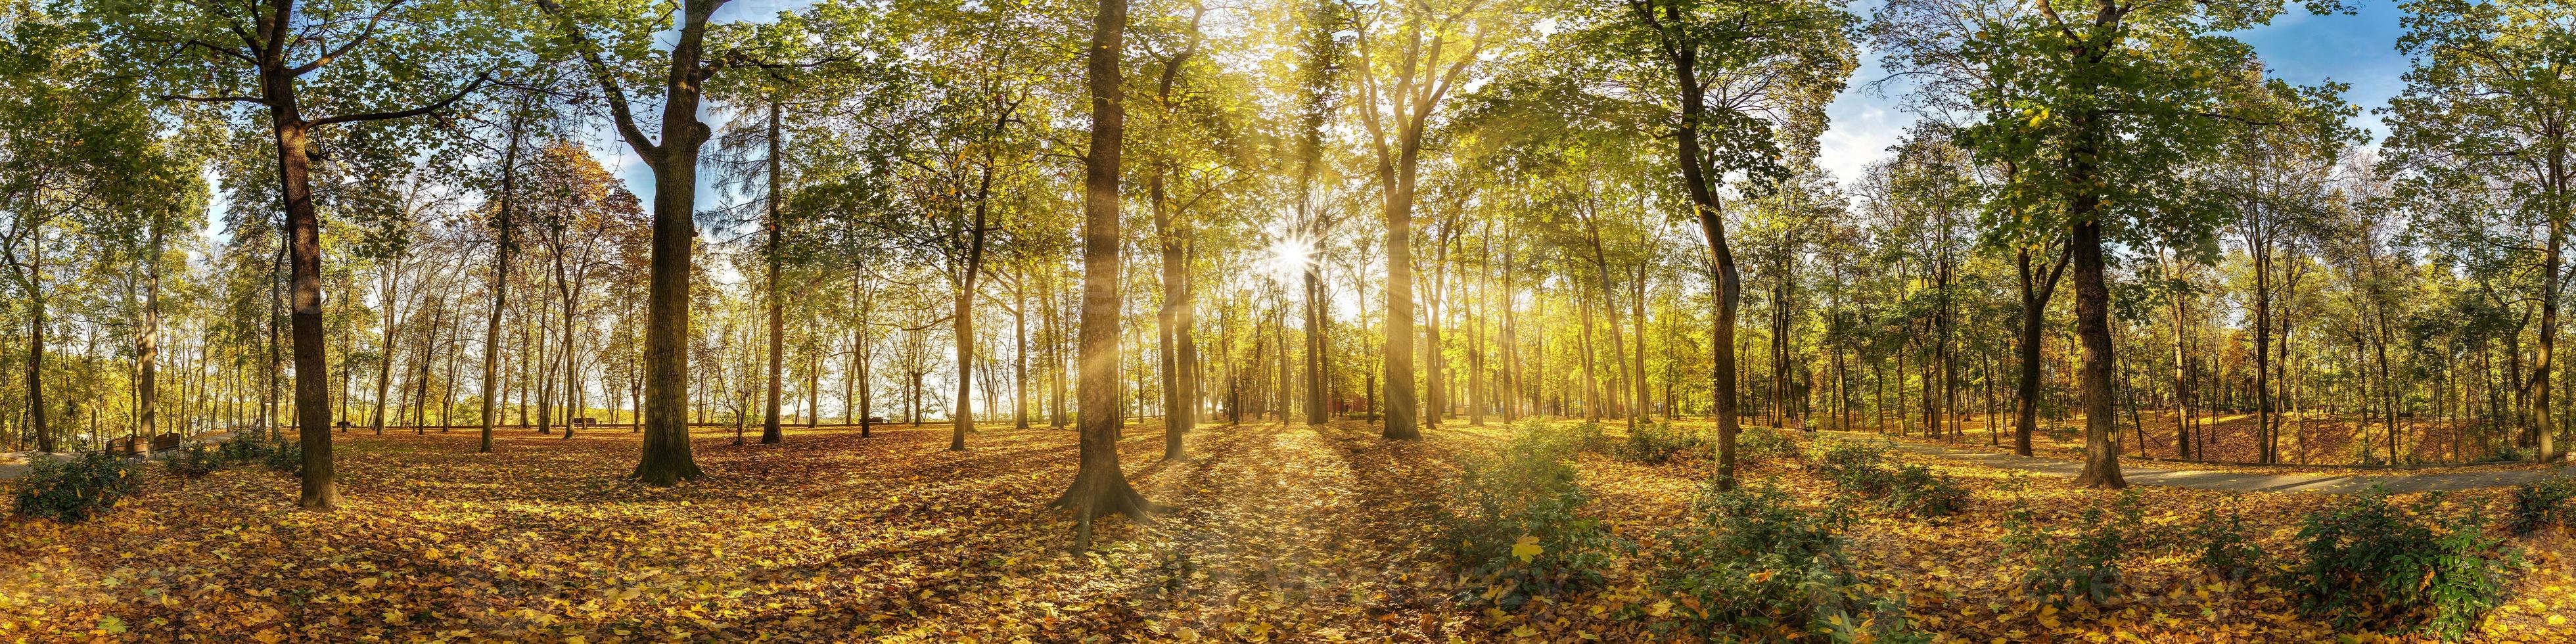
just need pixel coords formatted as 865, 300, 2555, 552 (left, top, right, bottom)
1054, 0, 1155, 551
480, 101, 526, 453
763, 97, 787, 445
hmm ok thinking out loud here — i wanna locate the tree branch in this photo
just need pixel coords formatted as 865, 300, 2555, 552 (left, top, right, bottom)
309, 73, 488, 127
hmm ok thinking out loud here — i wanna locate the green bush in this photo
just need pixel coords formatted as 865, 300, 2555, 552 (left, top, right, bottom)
1736, 426, 1801, 464
2479, 445, 2527, 464
1812, 441, 1894, 496
2288, 489, 2508, 641
1649, 478, 1926, 643
261, 438, 302, 475
166, 444, 225, 478
1565, 419, 1613, 453
2006, 490, 2142, 606
218, 435, 275, 465
1436, 423, 1611, 609
2184, 506, 2264, 582
2506, 476, 2576, 535
1809, 442, 1964, 516
12, 452, 141, 523
1615, 422, 1703, 464
1885, 463, 1969, 517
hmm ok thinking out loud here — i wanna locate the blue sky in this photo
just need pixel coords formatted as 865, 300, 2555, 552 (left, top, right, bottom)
1818, 0, 2412, 190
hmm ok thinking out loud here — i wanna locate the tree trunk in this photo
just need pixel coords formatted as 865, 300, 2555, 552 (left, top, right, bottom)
628, 14, 715, 486
372, 257, 403, 434
139, 216, 160, 444
480, 103, 525, 453
762, 97, 787, 445
1055, 0, 1157, 551
2071, 212, 2126, 488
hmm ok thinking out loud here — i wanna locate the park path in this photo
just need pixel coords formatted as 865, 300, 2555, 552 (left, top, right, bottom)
1822, 430, 2575, 494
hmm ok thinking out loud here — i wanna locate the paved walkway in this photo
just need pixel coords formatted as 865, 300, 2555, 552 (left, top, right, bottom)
1820, 431, 2576, 494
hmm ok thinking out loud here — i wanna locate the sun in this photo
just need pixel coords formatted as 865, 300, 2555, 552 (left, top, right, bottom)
1262, 236, 1315, 283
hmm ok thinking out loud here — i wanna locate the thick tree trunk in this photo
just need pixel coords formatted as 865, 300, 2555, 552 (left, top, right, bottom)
1055, 0, 1157, 551
1653, 20, 1742, 488
2071, 215, 2126, 488
626, 2, 722, 486
276, 118, 341, 509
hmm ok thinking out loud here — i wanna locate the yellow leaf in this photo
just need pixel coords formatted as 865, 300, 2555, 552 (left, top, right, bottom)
1510, 536, 1543, 563
1511, 625, 1538, 638
1647, 599, 1673, 617
252, 629, 284, 644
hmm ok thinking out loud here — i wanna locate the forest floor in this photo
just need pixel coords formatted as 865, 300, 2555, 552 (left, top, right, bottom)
3, 419, 2575, 643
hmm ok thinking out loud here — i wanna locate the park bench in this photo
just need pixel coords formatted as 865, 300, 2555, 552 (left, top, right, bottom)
572, 417, 595, 428
108, 436, 146, 457
862, 416, 886, 425
151, 433, 181, 452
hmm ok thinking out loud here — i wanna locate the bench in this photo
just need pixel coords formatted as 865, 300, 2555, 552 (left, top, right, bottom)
862, 416, 886, 425
108, 436, 147, 457
151, 433, 181, 452
572, 417, 596, 427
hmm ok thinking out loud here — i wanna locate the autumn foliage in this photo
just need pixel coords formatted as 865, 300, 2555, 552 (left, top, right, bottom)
5, 421, 2576, 642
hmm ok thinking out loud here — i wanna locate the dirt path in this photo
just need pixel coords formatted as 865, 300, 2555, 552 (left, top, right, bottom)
1826, 430, 2576, 493
1115, 420, 1456, 641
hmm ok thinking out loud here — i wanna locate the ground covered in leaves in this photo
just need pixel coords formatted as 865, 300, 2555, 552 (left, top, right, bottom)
3, 418, 2573, 643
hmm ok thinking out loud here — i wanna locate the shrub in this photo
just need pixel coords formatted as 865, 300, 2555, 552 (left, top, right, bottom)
2479, 445, 2527, 464
2184, 506, 2264, 582
1885, 463, 1969, 517
2506, 476, 2576, 535
12, 452, 141, 523
1812, 441, 1894, 496
1615, 422, 1703, 464
1736, 426, 1801, 464
1564, 419, 1613, 453
1436, 424, 1611, 608
166, 444, 226, 478
261, 438, 303, 475
218, 435, 275, 465
2006, 490, 2143, 606
1808, 442, 1965, 516
1650, 478, 1927, 642
2288, 488, 2508, 641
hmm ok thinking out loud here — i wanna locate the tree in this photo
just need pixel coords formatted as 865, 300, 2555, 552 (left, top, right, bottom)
110, 0, 495, 509
1051, 0, 1158, 551
1950, 0, 2348, 487
1615, 0, 1854, 487
536, 0, 755, 485
2382, 0, 2575, 463
1343, 0, 1510, 438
